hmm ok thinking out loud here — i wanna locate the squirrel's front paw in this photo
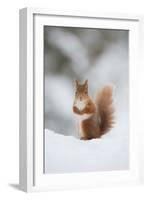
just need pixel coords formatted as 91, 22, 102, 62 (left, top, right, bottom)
73, 106, 83, 115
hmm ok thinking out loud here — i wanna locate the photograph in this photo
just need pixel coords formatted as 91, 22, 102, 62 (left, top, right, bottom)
44, 26, 129, 174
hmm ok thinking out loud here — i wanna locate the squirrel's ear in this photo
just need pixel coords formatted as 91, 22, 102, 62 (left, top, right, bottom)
84, 79, 88, 90
75, 80, 79, 88
84, 79, 88, 85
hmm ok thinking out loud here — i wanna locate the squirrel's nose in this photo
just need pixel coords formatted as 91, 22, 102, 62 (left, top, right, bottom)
80, 97, 82, 101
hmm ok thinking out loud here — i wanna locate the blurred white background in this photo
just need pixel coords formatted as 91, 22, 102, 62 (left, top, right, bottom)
0, 0, 146, 199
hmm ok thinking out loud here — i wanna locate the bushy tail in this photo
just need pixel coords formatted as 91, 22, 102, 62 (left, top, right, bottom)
96, 85, 115, 136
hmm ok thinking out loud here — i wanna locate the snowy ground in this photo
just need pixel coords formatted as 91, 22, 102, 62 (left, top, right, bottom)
45, 113, 129, 173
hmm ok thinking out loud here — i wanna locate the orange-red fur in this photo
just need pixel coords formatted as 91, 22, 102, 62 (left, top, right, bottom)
73, 80, 115, 140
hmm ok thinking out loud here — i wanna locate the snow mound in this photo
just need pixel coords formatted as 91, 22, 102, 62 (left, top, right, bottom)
45, 127, 129, 173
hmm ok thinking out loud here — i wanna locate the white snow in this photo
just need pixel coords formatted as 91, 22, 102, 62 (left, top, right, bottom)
45, 113, 129, 174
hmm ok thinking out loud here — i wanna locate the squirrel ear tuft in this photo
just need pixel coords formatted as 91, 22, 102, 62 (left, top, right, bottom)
75, 80, 79, 88
84, 79, 88, 85
84, 79, 88, 90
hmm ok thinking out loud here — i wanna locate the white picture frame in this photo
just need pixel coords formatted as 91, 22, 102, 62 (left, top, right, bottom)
19, 7, 144, 192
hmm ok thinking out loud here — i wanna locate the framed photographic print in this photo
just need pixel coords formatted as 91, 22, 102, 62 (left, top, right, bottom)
19, 8, 143, 192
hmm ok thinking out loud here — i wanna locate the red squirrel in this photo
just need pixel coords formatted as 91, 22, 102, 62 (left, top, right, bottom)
73, 80, 115, 140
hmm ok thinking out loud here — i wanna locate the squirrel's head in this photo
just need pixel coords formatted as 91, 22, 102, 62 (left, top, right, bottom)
74, 80, 89, 101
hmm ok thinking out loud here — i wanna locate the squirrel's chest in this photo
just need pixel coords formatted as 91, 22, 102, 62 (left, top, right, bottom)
74, 100, 86, 110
